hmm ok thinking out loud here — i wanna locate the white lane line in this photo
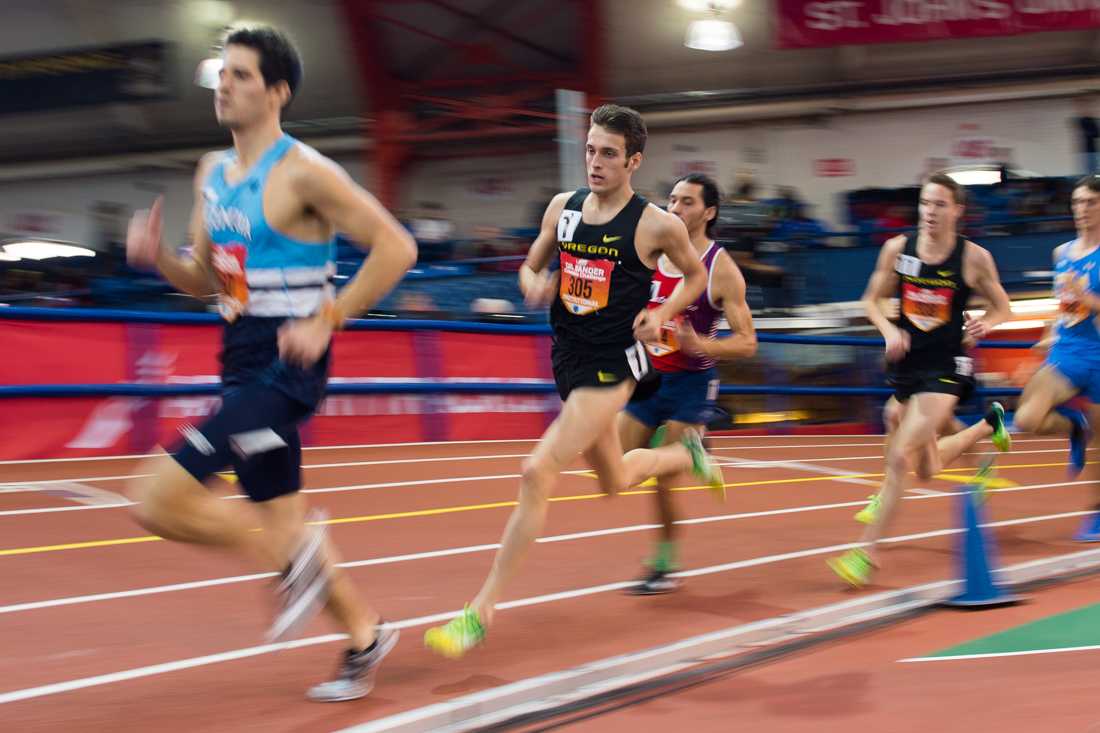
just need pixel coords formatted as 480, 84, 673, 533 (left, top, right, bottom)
715, 448, 1080, 464
721, 453, 880, 487
0, 445, 1084, 515
0, 475, 152, 491
3, 444, 1080, 490
902, 647, 1100, 660
0, 469, 591, 495
298, 454, 532, 469
0, 504, 1093, 706
899, 644, 1100, 663
0, 435, 1071, 467
908, 488, 953, 497
0, 504, 133, 517
1, 479, 1092, 616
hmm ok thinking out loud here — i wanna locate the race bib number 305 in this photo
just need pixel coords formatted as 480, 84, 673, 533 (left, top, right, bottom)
559, 252, 614, 315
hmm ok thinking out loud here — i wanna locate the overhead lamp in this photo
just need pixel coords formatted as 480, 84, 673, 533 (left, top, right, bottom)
678, 0, 740, 11
685, 19, 743, 51
192, 0, 236, 27
944, 169, 1001, 186
1, 241, 96, 261
195, 56, 223, 90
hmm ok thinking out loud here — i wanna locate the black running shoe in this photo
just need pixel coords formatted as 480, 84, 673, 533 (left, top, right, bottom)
627, 568, 680, 595
307, 625, 400, 702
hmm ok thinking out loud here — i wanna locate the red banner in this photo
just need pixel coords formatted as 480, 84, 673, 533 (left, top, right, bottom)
813, 158, 856, 177
0, 321, 557, 460
775, 0, 1100, 49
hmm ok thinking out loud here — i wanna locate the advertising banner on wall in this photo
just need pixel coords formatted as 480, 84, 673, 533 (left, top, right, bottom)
0, 320, 557, 459
775, 0, 1100, 49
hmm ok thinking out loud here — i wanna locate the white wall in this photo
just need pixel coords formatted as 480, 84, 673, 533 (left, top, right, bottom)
398, 97, 1082, 230
0, 97, 1082, 246
397, 152, 561, 235
637, 97, 1079, 226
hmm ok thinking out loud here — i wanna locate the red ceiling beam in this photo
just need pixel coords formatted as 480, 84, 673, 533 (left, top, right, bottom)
340, 0, 408, 209
576, 0, 605, 103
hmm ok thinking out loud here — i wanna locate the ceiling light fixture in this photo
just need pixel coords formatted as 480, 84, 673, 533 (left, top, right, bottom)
685, 19, 743, 51
2, 241, 96, 261
195, 56, 223, 90
678, 0, 741, 11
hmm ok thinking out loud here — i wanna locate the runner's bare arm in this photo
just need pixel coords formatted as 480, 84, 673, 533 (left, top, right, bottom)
862, 235, 905, 337
133, 153, 218, 298
685, 251, 757, 360
519, 193, 570, 306
645, 208, 706, 323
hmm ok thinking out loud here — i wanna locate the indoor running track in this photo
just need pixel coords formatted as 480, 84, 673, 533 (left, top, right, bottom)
0, 434, 1095, 732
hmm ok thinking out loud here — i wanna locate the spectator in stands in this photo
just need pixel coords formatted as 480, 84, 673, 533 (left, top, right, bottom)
772, 201, 828, 248
474, 226, 524, 273
872, 205, 911, 245
718, 172, 787, 307
397, 291, 437, 315
410, 202, 455, 261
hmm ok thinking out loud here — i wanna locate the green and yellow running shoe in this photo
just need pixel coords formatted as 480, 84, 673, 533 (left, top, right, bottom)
972, 455, 995, 504
854, 494, 881, 525
987, 401, 1011, 453
682, 428, 725, 501
424, 605, 485, 659
649, 424, 668, 448
827, 548, 875, 588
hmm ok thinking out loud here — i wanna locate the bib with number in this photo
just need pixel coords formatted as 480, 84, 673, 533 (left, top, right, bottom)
1056, 271, 1091, 328
901, 282, 952, 332
212, 243, 249, 321
645, 317, 682, 358
559, 252, 614, 316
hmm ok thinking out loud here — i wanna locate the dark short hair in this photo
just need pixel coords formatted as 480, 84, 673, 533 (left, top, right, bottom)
590, 104, 647, 157
674, 173, 722, 237
1074, 175, 1100, 195
225, 26, 303, 101
923, 172, 967, 206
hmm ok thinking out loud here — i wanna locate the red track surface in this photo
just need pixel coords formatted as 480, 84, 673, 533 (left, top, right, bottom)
571, 574, 1100, 733
0, 435, 1095, 732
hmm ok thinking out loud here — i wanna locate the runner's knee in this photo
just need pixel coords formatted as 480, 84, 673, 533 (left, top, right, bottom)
520, 455, 557, 500
883, 401, 903, 433
1013, 400, 1042, 433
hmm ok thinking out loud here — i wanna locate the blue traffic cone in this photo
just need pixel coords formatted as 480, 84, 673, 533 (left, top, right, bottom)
942, 482, 1020, 608
1073, 511, 1100, 542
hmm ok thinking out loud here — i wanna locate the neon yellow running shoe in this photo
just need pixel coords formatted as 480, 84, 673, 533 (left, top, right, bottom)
854, 494, 881, 525
987, 402, 1011, 453
682, 428, 725, 501
424, 605, 485, 659
827, 548, 875, 588
972, 456, 995, 504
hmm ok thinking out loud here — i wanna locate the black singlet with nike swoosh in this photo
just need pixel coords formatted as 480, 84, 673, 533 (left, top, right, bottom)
888, 233, 975, 402
550, 188, 653, 350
